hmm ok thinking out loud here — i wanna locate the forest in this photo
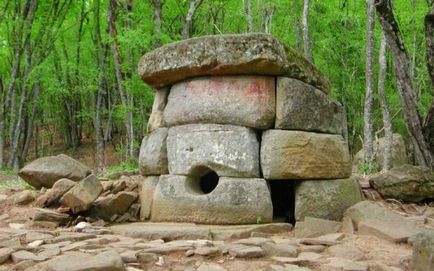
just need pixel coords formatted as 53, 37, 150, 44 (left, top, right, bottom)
0, 0, 433, 172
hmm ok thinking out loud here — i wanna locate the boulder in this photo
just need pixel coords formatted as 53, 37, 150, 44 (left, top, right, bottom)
92, 191, 138, 221
353, 133, 408, 173
344, 201, 420, 243
35, 178, 76, 207
294, 178, 363, 221
61, 174, 103, 214
139, 176, 159, 220
409, 230, 434, 271
139, 128, 169, 176
276, 77, 344, 134
369, 164, 434, 202
164, 75, 275, 129
32, 208, 70, 225
147, 88, 169, 133
151, 175, 273, 224
167, 124, 260, 178
45, 250, 126, 271
18, 154, 91, 188
261, 130, 351, 179
138, 33, 330, 93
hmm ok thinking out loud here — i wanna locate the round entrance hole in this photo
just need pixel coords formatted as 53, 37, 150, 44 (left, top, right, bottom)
199, 170, 219, 194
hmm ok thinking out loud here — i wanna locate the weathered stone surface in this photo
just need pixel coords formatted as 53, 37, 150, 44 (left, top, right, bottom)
32, 208, 70, 225
295, 178, 363, 221
353, 133, 408, 173
0, 247, 14, 264
409, 230, 434, 271
344, 201, 420, 243
151, 175, 272, 224
35, 178, 76, 207
164, 76, 275, 129
294, 217, 342, 238
92, 191, 138, 221
193, 247, 220, 257
12, 190, 37, 205
167, 124, 260, 177
262, 242, 298, 257
147, 88, 169, 133
45, 250, 126, 271
325, 244, 365, 261
322, 257, 368, 271
139, 128, 169, 176
261, 130, 351, 179
138, 33, 331, 93
369, 164, 434, 202
276, 77, 344, 134
139, 176, 159, 220
227, 244, 266, 258
18, 154, 91, 188
61, 175, 103, 214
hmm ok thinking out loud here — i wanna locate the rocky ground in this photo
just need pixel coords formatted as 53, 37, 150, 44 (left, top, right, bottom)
0, 177, 433, 271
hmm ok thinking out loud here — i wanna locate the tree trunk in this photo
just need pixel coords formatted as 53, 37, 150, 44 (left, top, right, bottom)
363, 0, 375, 165
302, 0, 313, 62
423, 7, 434, 156
246, 0, 253, 32
377, 33, 393, 171
182, 0, 203, 39
375, 0, 434, 169
152, 0, 163, 48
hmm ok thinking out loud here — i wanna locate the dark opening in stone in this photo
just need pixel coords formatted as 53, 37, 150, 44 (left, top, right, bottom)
268, 180, 295, 225
199, 170, 219, 194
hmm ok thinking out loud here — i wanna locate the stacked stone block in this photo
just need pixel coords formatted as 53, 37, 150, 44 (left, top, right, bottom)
138, 33, 362, 225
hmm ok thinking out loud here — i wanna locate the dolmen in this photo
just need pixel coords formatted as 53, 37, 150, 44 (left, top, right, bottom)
137, 33, 362, 225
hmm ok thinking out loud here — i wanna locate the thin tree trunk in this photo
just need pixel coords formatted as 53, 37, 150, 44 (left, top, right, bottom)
363, 0, 375, 166
375, 0, 434, 169
108, 0, 135, 158
377, 33, 393, 171
302, 0, 313, 62
152, 0, 163, 48
246, 0, 253, 32
182, 0, 203, 39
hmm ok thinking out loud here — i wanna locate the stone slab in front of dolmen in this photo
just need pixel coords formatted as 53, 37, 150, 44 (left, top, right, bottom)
138, 33, 360, 225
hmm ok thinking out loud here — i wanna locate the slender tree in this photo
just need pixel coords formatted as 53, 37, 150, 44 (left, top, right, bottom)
245, 0, 253, 32
302, 0, 313, 62
182, 0, 203, 39
363, 0, 375, 167
374, 0, 434, 169
423, 6, 434, 157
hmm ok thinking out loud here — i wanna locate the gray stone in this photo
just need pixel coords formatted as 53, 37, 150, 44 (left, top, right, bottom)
325, 244, 365, 261
32, 208, 70, 225
35, 178, 76, 207
164, 75, 275, 129
272, 252, 323, 265
0, 247, 14, 264
136, 252, 157, 264
139, 176, 159, 220
227, 244, 266, 258
151, 175, 272, 224
18, 154, 91, 189
147, 88, 169, 133
11, 250, 45, 263
12, 190, 38, 205
353, 133, 408, 173
193, 247, 220, 256
294, 217, 342, 238
261, 130, 351, 180
344, 201, 420, 243
409, 230, 434, 271
295, 178, 363, 221
167, 124, 260, 177
322, 257, 368, 271
61, 174, 102, 213
262, 242, 298, 257
233, 237, 274, 246
45, 250, 126, 271
139, 128, 169, 176
138, 33, 331, 93
92, 191, 138, 221
276, 77, 344, 134
369, 164, 434, 203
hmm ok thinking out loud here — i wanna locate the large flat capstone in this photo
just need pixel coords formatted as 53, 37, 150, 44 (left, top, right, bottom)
138, 33, 331, 93
261, 130, 351, 179
276, 77, 344, 134
164, 76, 276, 129
150, 175, 272, 224
167, 124, 260, 177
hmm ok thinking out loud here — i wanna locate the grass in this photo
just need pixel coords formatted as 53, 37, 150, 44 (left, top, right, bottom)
0, 168, 33, 189
105, 158, 139, 176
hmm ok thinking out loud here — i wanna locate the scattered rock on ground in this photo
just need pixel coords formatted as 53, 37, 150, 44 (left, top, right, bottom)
409, 229, 434, 271
61, 174, 102, 214
18, 154, 91, 189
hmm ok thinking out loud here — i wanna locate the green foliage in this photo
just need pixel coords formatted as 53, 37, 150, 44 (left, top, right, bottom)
256, 216, 263, 224
358, 158, 378, 176
106, 159, 139, 176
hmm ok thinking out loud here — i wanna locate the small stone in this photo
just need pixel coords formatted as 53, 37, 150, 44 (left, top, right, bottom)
194, 247, 220, 257
233, 237, 274, 246
0, 247, 14, 264
228, 245, 265, 258
32, 208, 70, 225
28, 240, 44, 248
136, 252, 158, 264
185, 250, 195, 257
92, 191, 138, 221
120, 250, 137, 263
155, 256, 165, 266
36, 178, 76, 207
262, 242, 298, 257
74, 222, 92, 230
272, 252, 322, 265
61, 174, 103, 214
325, 244, 365, 261
12, 190, 37, 205
11, 250, 44, 263
44, 250, 125, 271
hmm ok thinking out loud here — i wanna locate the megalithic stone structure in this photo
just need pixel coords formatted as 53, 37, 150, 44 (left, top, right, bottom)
137, 33, 362, 225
